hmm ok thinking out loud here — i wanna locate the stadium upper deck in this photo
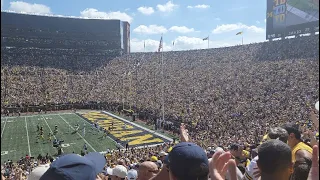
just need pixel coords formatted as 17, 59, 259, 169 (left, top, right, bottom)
0, 11, 130, 71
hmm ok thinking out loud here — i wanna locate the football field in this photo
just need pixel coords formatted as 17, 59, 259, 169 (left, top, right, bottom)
1, 112, 117, 163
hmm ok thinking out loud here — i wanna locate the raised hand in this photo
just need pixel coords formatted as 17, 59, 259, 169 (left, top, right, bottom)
209, 150, 237, 180
179, 123, 189, 142
308, 145, 319, 180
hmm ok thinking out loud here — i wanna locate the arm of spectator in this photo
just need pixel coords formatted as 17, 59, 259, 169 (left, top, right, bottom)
296, 149, 313, 162
179, 123, 189, 142
310, 110, 319, 129
307, 145, 318, 180
209, 150, 237, 180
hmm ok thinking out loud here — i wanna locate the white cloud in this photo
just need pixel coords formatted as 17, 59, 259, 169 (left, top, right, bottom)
137, 6, 154, 15
187, 4, 210, 9
80, 8, 133, 23
212, 23, 265, 34
132, 33, 267, 52
169, 26, 195, 33
131, 38, 172, 52
9, 1, 51, 14
195, 4, 210, 9
133, 25, 167, 34
156, 1, 178, 12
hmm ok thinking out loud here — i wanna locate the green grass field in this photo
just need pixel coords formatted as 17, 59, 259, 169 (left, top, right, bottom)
1, 113, 117, 163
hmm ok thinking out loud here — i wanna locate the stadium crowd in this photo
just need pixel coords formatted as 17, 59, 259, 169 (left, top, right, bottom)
1, 35, 319, 147
1, 31, 319, 180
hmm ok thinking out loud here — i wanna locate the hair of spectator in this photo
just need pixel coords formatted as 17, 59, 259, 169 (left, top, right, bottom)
268, 127, 289, 143
282, 123, 301, 140
257, 139, 292, 174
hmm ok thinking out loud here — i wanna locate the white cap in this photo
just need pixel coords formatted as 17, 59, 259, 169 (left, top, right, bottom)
159, 151, 168, 156
315, 101, 319, 111
108, 165, 128, 178
127, 169, 138, 180
27, 164, 50, 180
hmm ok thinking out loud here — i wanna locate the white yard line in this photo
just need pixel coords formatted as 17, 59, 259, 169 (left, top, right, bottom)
42, 116, 57, 140
1, 118, 8, 138
74, 114, 124, 149
24, 117, 32, 157
58, 114, 97, 152
42, 115, 64, 154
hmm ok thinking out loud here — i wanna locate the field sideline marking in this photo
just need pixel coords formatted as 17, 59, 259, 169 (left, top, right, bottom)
74, 113, 124, 149
58, 114, 97, 152
25, 117, 31, 156
1, 118, 8, 138
1, 113, 73, 119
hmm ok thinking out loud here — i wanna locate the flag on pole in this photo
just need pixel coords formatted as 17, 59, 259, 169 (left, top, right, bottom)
158, 36, 163, 52
236, 31, 243, 35
203, 36, 209, 41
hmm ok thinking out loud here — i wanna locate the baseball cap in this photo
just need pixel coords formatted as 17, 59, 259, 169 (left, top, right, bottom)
27, 164, 50, 180
39, 152, 106, 180
150, 156, 158, 162
159, 151, 168, 157
107, 165, 128, 178
127, 169, 138, 180
168, 142, 209, 180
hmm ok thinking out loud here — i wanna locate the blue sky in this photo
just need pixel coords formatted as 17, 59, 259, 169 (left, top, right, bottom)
1, 0, 268, 52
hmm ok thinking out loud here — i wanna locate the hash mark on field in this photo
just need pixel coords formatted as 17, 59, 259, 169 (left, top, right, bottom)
1, 118, 8, 138
25, 117, 31, 156
58, 115, 97, 152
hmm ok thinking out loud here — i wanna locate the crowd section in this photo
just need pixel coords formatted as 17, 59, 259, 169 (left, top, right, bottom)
2, 35, 319, 147
1, 34, 319, 180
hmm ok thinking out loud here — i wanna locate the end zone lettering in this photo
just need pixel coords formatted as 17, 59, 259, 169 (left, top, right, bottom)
78, 112, 169, 147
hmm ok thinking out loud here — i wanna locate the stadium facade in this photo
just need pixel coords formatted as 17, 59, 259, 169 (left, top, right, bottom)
1, 11, 130, 71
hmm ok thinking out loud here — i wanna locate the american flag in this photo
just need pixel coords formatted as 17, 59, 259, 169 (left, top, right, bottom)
158, 36, 163, 52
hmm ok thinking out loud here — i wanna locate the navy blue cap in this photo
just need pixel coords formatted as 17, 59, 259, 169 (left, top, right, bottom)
168, 142, 209, 180
40, 152, 106, 180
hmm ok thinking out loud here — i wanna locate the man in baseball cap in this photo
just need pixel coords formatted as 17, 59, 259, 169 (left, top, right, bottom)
107, 165, 128, 180
40, 152, 106, 180
167, 142, 209, 180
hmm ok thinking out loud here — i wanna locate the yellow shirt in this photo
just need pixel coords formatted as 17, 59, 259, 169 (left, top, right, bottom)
292, 142, 313, 163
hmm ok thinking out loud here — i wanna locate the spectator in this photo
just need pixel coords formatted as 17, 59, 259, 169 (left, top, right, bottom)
168, 142, 209, 180
244, 127, 289, 180
137, 161, 159, 180
282, 123, 313, 163
257, 139, 293, 180
107, 165, 128, 180
39, 152, 106, 180
290, 157, 312, 180
127, 169, 138, 180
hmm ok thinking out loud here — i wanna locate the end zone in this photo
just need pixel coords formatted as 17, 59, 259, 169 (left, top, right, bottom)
77, 111, 172, 148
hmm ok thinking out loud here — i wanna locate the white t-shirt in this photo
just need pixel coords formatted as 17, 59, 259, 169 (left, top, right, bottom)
243, 156, 259, 180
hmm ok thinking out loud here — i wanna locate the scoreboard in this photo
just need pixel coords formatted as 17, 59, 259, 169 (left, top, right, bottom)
266, 0, 319, 39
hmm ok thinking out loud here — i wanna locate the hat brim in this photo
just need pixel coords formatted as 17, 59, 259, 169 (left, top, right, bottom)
84, 152, 106, 174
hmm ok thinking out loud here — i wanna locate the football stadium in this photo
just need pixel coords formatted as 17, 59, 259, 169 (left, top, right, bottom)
1, 0, 319, 179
